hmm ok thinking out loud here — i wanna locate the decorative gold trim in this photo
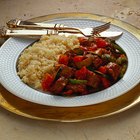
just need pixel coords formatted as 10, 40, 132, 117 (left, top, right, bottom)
0, 13, 140, 122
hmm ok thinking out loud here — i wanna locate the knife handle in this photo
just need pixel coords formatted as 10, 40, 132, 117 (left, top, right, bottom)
6, 19, 81, 32
0, 26, 84, 38
7, 19, 67, 29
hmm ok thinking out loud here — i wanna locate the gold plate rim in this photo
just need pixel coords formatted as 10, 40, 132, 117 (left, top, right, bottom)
0, 12, 140, 122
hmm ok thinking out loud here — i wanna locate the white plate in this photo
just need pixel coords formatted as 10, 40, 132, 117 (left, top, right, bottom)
0, 18, 140, 107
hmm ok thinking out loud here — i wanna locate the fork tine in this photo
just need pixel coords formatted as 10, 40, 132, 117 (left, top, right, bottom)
94, 22, 110, 31
92, 22, 111, 35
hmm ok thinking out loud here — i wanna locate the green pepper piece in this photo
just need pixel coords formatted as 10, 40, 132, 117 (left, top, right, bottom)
54, 67, 63, 81
116, 54, 128, 65
93, 70, 109, 79
111, 41, 125, 54
102, 54, 116, 62
73, 48, 84, 55
69, 79, 87, 84
120, 64, 127, 78
75, 57, 93, 69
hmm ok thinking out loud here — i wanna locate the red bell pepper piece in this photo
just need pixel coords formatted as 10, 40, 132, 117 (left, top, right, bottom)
73, 55, 85, 63
87, 43, 98, 51
75, 66, 88, 80
58, 54, 69, 65
101, 77, 111, 88
98, 66, 107, 74
41, 73, 54, 91
95, 38, 108, 48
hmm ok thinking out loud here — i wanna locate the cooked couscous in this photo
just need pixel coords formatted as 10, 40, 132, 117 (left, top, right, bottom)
17, 35, 79, 89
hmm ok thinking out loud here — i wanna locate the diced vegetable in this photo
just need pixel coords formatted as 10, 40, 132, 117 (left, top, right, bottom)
69, 79, 87, 84
120, 64, 127, 78
101, 77, 111, 88
53, 67, 63, 81
73, 47, 84, 55
110, 40, 125, 54
58, 54, 69, 65
75, 66, 88, 80
98, 66, 107, 74
116, 54, 128, 65
73, 56, 85, 63
95, 37, 108, 48
41, 73, 54, 91
75, 57, 93, 69
101, 54, 116, 62
87, 43, 97, 51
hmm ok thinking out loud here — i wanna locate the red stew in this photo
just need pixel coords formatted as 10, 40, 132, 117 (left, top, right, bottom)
41, 37, 128, 96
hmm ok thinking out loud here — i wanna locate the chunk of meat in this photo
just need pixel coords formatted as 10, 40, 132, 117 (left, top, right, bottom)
65, 84, 87, 95
60, 65, 75, 78
86, 70, 101, 88
92, 55, 103, 68
78, 37, 90, 46
86, 54, 103, 68
49, 77, 68, 94
106, 62, 121, 81
94, 48, 109, 56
